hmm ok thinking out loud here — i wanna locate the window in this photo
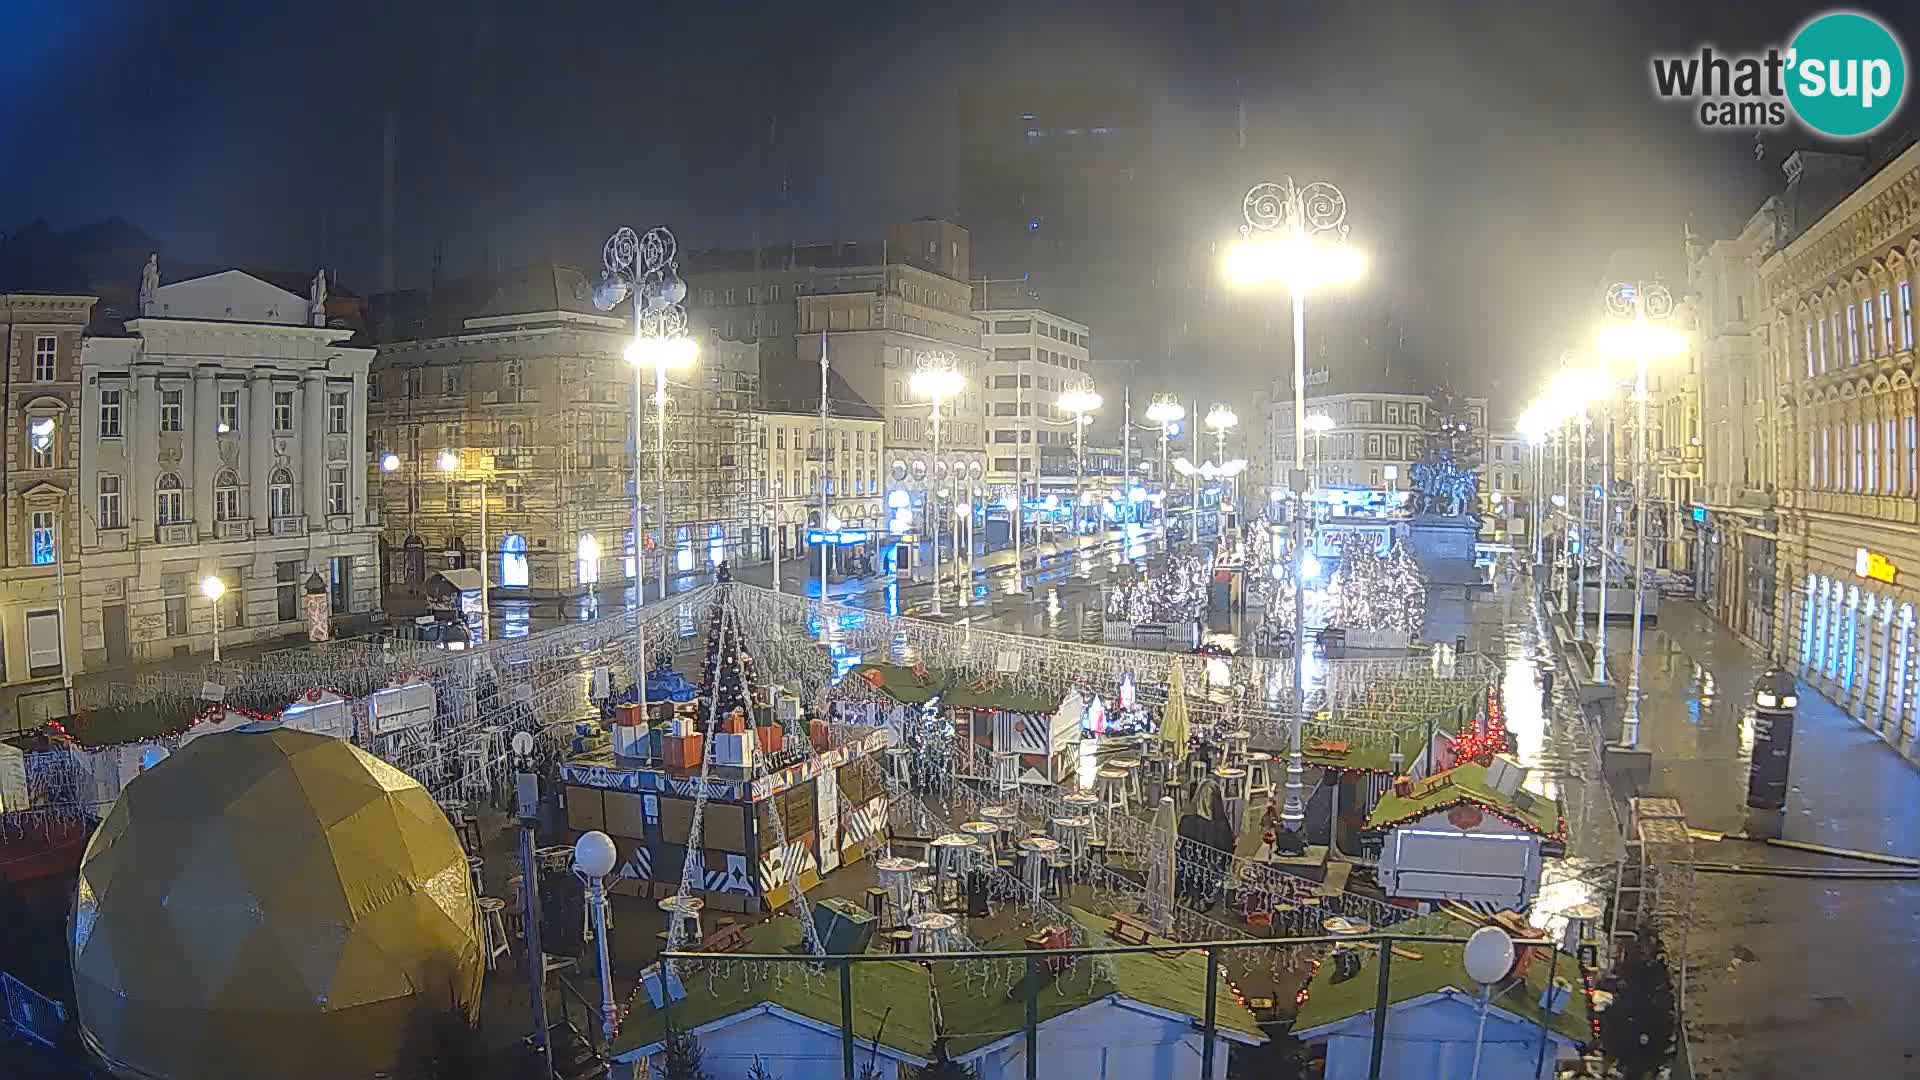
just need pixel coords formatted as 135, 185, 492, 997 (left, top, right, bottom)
1882, 289, 1896, 353
99, 388, 122, 437
406, 368, 423, 397
97, 475, 123, 529
165, 597, 187, 638
505, 422, 524, 451
1834, 309, 1846, 365
443, 367, 462, 395
1861, 298, 1876, 357
1817, 314, 1829, 371
274, 391, 294, 431
1868, 422, 1878, 492
447, 483, 462, 511
269, 468, 294, 519
1908, 416, 1917, 492
504, 480, 525, 511
276, 560, 301, 622
156, 474, 184, 525
747, 285, 760, 303
1903, 282, 1915, 350
368, 375, 382, 402
219, 388, 240, 433
724, 288, 736, 304
27, 417, 54, 469
1806, 320, 1816, 376
32, 335, 55, 381
215, 470, 239, 521
1854, 423, 1863, 491
775, 428, 785, 450
160, 389, 182, 431
327, 467, 348, 515
328, 391, 349, 434
1888, 418, 1899, 495
1821, 427, 1830, 488
505, 359, 523, 390
30, 511, 55, 566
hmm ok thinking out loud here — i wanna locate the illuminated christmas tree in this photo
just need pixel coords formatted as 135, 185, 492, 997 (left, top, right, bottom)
698, 604, 754, 718
1321, 535, 1425, 635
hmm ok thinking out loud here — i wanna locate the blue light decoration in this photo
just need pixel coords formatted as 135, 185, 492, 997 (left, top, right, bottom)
806, 529, 869, 546
1691, 505, 1708, 523
30, 528, 54, 566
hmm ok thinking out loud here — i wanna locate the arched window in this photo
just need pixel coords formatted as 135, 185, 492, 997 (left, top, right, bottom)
155, 473, 184, 525
269, 467, 295, 520
499, 533, 529, 588
506, 423, 524, 451
214, 469, 240, 521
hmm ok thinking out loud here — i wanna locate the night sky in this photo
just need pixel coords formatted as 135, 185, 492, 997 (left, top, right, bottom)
5, 0, 1918, 404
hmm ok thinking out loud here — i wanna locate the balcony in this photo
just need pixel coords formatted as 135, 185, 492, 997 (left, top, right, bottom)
215, 520, 250, 541
493, 454, 525, 470
153, 523, 194, 546
805, 448, 834, 462
270, 515, 308, 536
483, 388, 542, 405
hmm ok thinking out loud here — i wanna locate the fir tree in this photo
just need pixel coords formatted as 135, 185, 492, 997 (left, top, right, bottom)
697, 604, 754, 718
659, 1025, 711, 1080
911, 1059, 979, 1080
1597, 925, 1678, 1080
745, 1056, 781, 1080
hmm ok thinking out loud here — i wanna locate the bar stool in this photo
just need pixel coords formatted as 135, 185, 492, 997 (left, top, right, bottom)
1213, 766, 1249, 826
875, 856, 919, 919
909, 911, 958, 953
1096, 767, 1131, 816
887, 928, 915, 954
1246, 752, 1275, 799
478, 897, 511, 969
1019, 836, 1060, 898
911, 881, 937, 917
1045, 852, 1072, 898
466, 855, 486, 900
659, 895, 705, 944
1050, 815, 1090, 871
865, 886, 891, 921
1108, 757, 1143, 804
1186, 754, 1210, 786
887, 746, 912, 787
1221, 729, 1251, 767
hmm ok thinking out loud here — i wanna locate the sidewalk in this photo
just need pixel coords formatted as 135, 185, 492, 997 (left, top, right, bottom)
1592, 602, 1920, 1079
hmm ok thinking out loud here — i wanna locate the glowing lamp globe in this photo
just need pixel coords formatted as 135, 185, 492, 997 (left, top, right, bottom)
1463, 925, 1517, 985
574, 830, 618, 878
70, 727, 483, 1080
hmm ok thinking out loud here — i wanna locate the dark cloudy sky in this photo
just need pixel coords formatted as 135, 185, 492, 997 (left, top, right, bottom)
5, 0, 1917, 403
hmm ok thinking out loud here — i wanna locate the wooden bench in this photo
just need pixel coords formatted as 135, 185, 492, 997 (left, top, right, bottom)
1108, 913, 1153, 946
701, 922, 748, 954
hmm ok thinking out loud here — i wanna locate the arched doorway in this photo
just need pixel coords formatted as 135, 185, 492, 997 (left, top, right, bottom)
500, 533, 530, 588
403, 535, 427, 591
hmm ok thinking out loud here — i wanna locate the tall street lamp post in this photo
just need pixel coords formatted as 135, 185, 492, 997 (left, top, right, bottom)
1224, 177, 1366, 834
1143, 395, 1185, 545
1549, 365, 1606, 641
1303, 412, 1335, 491
572, 831, 619, 1046
1598, 282, 1686, 746
1206, 403, 1239, 529
911, 351, 965, 616
1059, 384, 1102, 543
438, 450, 488, 640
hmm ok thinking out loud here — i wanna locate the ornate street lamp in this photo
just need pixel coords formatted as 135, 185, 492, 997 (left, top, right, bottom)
911, 351, 966, 615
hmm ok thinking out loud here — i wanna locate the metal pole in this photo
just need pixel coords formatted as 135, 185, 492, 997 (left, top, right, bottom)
1366, 938, 1395, 1080
839, 959, 856, 1080
518, 788, 554, 1080
1468, 984, 1492, 1080
1574, 413, 1588, 640
1559, 421, 1573, 615
1596, 399, 1612, 682
1283, 288, 1308, 830
931, 395, 945, 616
1024, 955, 1041, 1080
657, 363, 669, 604
633, 361, 652, 698
480, 476, 489, 638
1627, 346, 1650, 745
1532, 941, 1562, 1078
211, 594, 222, 665
590, 876, 616, 1045
821, 330, 831, 596
1200, 946, 1220, 1080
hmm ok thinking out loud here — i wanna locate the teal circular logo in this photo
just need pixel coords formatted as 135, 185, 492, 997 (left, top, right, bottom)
1787, 12, 1907, 137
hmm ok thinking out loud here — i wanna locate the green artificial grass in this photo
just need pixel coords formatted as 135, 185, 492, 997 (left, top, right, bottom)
614, 917, 939, 1059
850, 664, 947, 705
66, 702, 201, 749
1290, 917, 1588, 1043
1364, 762, 1560, 836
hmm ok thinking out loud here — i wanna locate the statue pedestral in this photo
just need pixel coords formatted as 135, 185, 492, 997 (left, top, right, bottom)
1407, 514, 1482, 599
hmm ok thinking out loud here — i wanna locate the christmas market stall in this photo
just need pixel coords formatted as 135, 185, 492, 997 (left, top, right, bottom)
1362, 752, 1565, 914
560, 606, 895, 911
844, 662, 1081, 788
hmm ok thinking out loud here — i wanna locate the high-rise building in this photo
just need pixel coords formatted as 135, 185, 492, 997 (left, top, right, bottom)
976, 305, 1092, 499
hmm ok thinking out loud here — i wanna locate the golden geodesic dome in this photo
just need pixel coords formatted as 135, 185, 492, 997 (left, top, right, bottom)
70, 725, 484, 1080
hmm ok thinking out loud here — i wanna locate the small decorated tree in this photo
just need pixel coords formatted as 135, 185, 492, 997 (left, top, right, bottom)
1597, 924, 1678, 1080
698, 604, 754, 718
660, 1024, 711, 1080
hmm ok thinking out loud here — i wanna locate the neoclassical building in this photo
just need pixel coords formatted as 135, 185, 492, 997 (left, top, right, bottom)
1762, 143, 1920, 756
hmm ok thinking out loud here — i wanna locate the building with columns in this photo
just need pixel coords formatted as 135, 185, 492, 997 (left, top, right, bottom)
1692, 200, 1786, 652
76, 268, 379, 666
1762, 142, 1920, 751
1, 291, 93, 727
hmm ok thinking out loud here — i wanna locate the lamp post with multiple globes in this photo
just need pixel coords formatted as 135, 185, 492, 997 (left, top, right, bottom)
910, 351, 966, 615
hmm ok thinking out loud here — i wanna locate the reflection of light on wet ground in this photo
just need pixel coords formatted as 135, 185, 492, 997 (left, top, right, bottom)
1529, 858, 1608, 939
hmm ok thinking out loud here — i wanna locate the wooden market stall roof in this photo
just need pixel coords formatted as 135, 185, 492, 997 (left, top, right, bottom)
851, 663, 1058, 715
1290, 916, 1589, 1043
1363, 762, 1562, 837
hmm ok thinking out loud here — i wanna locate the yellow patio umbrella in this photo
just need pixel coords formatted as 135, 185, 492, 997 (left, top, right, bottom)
1160, 661, 1192, 759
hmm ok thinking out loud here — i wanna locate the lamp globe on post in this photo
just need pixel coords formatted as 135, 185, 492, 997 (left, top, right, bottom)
573, 830, 620, 1044
200, 575, 227, 664
1463, 925, 1516, 1080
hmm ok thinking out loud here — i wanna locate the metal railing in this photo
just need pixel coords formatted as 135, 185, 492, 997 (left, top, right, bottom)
658, 929, 1563, 1080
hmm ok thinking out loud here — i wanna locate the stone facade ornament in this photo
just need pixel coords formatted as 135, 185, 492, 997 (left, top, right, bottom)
309, 269, 328, 327
139, 254, 160, 315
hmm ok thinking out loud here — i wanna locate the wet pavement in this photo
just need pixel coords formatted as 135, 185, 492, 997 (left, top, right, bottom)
1578, 602, 1920, 1079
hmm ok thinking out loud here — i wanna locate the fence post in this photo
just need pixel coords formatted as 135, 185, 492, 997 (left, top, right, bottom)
1201, 945, 1219, 1080
840, 959, 856, 1080
1367, 937, 1395, 1080
1025, 955, 1040, 1080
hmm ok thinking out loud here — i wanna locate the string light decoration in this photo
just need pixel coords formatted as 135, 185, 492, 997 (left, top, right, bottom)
698, 603, 756, 718
1449, 684, 1509, 765
1105, 550, 1213, 627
